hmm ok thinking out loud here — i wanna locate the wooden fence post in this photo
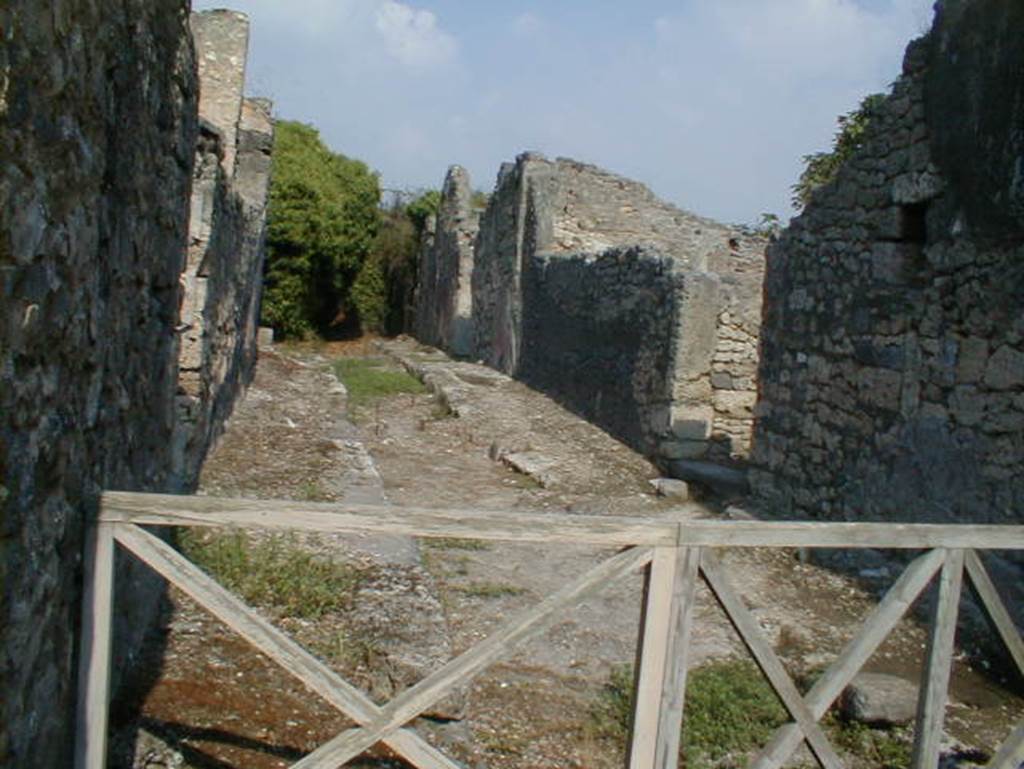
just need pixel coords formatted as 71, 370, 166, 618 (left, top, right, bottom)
628, 546, 698, 769
911, 548, 965, 769
74, 521, 116, 769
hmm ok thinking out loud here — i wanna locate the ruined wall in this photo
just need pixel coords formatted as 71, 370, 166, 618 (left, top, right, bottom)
0, 2, 198, 765
174, 12, 273, 487
190, 9, 249, 176
414, 166, 478, 356
751, 0, 1024, 527
468, 153, 766, 466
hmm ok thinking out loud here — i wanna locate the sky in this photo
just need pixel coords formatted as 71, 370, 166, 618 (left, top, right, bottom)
192, 0, 935, 226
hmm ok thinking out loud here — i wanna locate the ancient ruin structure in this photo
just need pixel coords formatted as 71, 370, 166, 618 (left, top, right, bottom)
414, 166, 477, 355
751, 0, 1024, 530
175, 12, 274, 486
418, 155, 766, 469
0, 4, 271, 765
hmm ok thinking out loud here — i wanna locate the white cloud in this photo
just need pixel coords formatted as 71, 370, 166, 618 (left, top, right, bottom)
374, 0, 457, 70
512, 12, 545, 39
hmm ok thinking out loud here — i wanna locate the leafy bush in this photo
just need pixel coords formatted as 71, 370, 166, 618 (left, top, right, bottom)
262, 120, 380, 338
792, 93, 886, 210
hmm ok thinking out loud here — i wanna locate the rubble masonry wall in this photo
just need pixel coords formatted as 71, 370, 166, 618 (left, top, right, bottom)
0, 2, 197, 765
751, 0, 1024, 528
0, 6, 273, 766
436, 153, 767, 466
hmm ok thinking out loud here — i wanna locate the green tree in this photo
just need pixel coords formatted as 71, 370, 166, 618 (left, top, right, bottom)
262, 120, 380, 338
357, 189, 440, 335
792, 93, 886, 210
404, 189, 440, 234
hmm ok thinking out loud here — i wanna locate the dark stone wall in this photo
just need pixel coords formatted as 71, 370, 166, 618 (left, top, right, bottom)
0, 1, 198, 765
751, 0, 1024, 529
520, 247, 685, 453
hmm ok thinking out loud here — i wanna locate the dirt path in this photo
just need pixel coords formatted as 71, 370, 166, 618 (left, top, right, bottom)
112, 339, 1023, 769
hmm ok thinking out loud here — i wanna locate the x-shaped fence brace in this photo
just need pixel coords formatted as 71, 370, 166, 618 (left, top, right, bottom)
76, 506, 1024, 769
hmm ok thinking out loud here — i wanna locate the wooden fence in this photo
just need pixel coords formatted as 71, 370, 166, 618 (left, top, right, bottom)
76, 491, 1024, 769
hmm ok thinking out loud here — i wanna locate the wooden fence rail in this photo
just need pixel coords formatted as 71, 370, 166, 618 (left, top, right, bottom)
76, 491, 1024, 769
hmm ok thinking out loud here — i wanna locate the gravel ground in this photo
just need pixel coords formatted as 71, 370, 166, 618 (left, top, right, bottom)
108, 338, 1023, 769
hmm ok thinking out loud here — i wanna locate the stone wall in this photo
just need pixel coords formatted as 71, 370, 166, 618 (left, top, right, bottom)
414, 166, 477, 356
0, 5, 272, 765
190, 9, 249, 176
174, 12, 273, 487
0, 2, 198, 765
430, 153, 767, 467
751, 0, 1024, 529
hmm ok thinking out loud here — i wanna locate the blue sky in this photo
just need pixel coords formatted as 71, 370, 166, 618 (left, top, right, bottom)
192, 0, 934, 225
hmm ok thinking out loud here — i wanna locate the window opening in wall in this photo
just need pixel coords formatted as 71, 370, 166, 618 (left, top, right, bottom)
900, 203, 928, 244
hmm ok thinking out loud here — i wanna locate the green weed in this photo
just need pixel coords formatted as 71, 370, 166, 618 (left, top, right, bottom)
177, 528, 360, 619
423, 537, 490, 551
332, 357, 427, 414
591, 659, 914, 768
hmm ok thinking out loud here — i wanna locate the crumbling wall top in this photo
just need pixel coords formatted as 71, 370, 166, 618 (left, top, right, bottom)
191, 9, 250, 177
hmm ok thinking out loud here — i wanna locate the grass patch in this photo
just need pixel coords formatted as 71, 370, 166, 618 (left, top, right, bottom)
332, 357, 427, 412
454, 581, 527, 599
591, 659, 915, 768
178, 528, 360, 620
828, 716, 912, 768
422, 537, 490, 551
591, 660, 788, 768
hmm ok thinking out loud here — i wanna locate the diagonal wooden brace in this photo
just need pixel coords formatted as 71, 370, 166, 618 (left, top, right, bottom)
964, 549, 1024, 681
113, 524, 459, 769
700, 550, 844, 769
751, 547, 946, 769
291, 545, 655, 769
988, 722, 1024, 769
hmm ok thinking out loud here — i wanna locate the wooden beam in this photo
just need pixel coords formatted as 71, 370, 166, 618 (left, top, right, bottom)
290, 546, 655, 769
99, 491, 1024, 550
628, 547, 681, 769
752, 547, 945, 769
676, 520, 1024, 551
113, 524, 459, 769
654, 547, 700, 769
911, 549, 965, 769
74, 522, 116, 769
964, 550, 1024, 680
988, 722, 1024, 769
701, 551, 843, 769
101, 491, 678, 546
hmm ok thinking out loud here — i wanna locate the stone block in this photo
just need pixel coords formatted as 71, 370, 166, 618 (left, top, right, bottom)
956, 336, 989, 383
891, 170, 944, 204
668, 460, 750, 495
713, 389, 757, 418
871, 242, 915, 284
648, 477, 690, 501
840, 673, 918, 726
983, 344, 1024, 391
858, 367, 902, 409
659, 439, 708, 460
670, 404, 714, 440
